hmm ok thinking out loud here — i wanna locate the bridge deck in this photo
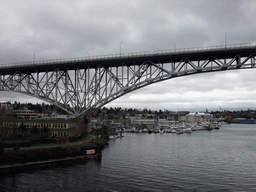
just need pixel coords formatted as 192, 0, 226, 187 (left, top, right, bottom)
1, 44, 256, 75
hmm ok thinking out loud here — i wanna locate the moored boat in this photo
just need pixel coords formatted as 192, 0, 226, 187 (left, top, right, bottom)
183, 128, 192, 133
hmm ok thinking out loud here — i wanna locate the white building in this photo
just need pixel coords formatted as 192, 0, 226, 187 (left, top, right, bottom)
179, 112, 213, 123
13, 109, 39, 119
158, 119, 176, 128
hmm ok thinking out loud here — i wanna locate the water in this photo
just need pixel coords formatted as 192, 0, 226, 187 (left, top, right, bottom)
1, 124, 256, 191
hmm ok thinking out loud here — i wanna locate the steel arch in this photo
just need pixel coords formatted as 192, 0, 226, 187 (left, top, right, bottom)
0, 44, 256, 117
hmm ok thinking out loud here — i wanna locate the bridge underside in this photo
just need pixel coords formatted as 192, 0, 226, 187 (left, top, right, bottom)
0, 45, 256, 117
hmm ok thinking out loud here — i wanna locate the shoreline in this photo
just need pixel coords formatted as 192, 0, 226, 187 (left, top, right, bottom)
0, 153, 102, 174
0, 135, 108, 173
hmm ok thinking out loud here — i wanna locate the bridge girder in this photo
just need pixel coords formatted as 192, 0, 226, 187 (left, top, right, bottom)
0, 45, 256, 117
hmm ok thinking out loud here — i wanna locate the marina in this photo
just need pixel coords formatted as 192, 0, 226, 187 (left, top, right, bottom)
120, 122, 220, 134
108, 121, 221, 139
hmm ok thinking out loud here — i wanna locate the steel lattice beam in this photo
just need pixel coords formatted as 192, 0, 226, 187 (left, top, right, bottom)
0, 44, 256, 117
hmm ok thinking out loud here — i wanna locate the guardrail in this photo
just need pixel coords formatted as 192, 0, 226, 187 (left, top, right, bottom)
153, 43, 252, 54
0, 43, 254, 70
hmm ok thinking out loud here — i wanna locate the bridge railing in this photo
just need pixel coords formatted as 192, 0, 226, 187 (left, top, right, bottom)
153, 43, 252, 55
0, 53, 126, 69
0, 43, 254, 69
128, 51, 151, 57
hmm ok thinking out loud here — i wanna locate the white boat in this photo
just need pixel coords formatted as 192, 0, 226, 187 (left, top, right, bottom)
170, 127, 178, 133
159, 129, 164, 133
109, 135, 116, 139
183, 128, 192, 133
142, 128, 148, 133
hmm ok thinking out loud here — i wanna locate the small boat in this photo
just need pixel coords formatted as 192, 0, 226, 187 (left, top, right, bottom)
171, 129, 177, 134
130, 127, 136, 133
184, 128, 192, 133
159, 129, 164, 134
170, 128, 177, 133
142, 128, 148, 133
109, 135, 116, 139
135, 129, 141, 133
154, 129, 159, 133
176, 130, 184, 134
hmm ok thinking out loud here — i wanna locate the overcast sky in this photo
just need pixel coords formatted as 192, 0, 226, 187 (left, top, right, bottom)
1, 0, 256, 112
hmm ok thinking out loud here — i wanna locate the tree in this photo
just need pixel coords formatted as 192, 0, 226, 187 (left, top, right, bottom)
19, 122, 27, 134
142, 108, 148, 114
100, 125, 108, 135
0, 113, 4, 156
30, 126, 39, 136
158, 109, 163, 115
75, 118, 88, 136
108, 107, 114, 114
42, 126, 50, 137
41, 102, 46, 113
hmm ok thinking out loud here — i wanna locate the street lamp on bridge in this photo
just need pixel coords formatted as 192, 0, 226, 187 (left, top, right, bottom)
120, 42, 123, 58
33, 50, 38, 63
225, 32, 227, 49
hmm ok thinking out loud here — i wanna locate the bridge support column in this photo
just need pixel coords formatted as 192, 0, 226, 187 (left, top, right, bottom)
236, 54, 241, 68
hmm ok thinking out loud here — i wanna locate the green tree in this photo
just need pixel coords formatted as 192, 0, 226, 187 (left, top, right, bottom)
42, 126, 50, 137
0, 113, 4, 156
30, 126, 39, 136
19, 122, 27, 134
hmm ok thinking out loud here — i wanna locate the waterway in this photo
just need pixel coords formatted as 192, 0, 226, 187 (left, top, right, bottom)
1, 124, 256, 191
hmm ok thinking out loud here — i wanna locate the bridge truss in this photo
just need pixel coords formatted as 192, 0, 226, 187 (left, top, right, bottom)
0, 44, 256, 117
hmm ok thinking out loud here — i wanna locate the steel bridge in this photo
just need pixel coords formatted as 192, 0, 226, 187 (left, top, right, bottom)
0, 43, 256, 117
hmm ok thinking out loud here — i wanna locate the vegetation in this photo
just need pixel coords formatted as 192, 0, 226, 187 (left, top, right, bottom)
0, 136, 108, 165
3, 101, 256, 123
1, 101, 256, 165
12, 101, 68, 114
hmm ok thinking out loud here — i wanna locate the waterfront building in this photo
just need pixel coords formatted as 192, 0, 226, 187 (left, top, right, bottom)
89, 120, 117, 135
122, 115, 132, 128
179, 112, 213, 123
158, 119, 176, 128
0, 102, 13, 115
135, 113, 156, 119
13, 109, 60, 119
132, 119, 156, 129
13, 109, 39, 119
1, 118, 88, 137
